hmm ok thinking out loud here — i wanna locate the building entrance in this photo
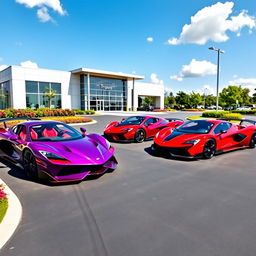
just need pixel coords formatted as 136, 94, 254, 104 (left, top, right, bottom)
96, 100, 104, 111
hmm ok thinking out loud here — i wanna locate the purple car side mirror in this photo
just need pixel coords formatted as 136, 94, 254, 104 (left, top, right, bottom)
80, 127, 87, 136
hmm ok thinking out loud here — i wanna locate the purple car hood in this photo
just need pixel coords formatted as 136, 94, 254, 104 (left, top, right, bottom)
30, 137, 113, 165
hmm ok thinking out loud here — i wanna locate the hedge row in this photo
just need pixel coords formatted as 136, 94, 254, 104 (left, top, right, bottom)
231, 110, 256, 115
202, 111, 242, 119
182, 109, 205, 112
0, 108, 97, 118
73, 109, 95, 115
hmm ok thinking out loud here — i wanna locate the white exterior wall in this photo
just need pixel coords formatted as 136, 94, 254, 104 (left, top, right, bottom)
0, 67, 13, 107
1, 66, 164, 111
10, 66, 73, 109
134, 82, 164, 110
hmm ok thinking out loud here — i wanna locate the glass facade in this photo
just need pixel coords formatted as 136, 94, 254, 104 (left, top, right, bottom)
25, 81, 61, 109
80, 75, 127, 111
0, 80, 10, 109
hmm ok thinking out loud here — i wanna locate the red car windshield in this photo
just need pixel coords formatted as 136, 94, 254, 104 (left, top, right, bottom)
119, 116, 145, 125
30, 123, 83, 141
176, 120, 214, 134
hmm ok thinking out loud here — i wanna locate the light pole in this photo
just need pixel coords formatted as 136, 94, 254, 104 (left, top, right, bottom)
209, 47, 224, 111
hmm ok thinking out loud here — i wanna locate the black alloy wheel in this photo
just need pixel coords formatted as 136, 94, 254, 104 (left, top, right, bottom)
134, 129, 146, 143
249, 133, 256, 148
23, 150, 38, 179
203, 139, 216, 159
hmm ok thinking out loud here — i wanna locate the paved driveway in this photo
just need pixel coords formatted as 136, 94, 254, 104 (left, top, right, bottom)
1, 112, 256, 256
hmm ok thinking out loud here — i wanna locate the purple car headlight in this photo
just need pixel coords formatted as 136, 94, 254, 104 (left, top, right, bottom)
121, 128, 133, 132
39, 150, 71, 164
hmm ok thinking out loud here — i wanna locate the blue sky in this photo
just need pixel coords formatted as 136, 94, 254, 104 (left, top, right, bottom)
0, 0, 256, 96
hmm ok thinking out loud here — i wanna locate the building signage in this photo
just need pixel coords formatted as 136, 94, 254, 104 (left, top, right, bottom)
99, 84, 114, 90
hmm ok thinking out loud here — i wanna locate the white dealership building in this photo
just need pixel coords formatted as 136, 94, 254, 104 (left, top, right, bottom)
0, 65, 164, 111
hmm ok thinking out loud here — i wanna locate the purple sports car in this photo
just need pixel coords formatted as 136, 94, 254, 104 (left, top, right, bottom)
0, 118, 118, 183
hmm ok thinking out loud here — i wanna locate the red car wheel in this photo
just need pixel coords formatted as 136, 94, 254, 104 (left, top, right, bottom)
134, 129, 146, 143
202, 139, 216, 159
249, 133, 256, 148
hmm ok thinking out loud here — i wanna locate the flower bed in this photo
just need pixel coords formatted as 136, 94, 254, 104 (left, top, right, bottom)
0, 116, 93, 128
0, 184, 8, 223
0, 108, 77, 118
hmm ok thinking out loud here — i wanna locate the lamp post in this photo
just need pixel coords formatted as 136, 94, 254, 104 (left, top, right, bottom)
209, 47, 224, 111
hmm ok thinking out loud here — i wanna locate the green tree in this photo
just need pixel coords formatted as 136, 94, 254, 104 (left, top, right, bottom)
44, 87, 56, 108
252, 89, 256, 104
241, 88, 251, 105
143, 96, 154, 106
164, 92, 176, 106
219, 85, 243, 107
175, 91, 190, 107
189, 91, 202, 108
204, 94, 216, 107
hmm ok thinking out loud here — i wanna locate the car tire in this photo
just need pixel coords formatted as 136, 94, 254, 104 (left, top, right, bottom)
249, 133, 256, 148
23, 150, 38, 179
203, 139, 216, 159
134, 129, 146, 143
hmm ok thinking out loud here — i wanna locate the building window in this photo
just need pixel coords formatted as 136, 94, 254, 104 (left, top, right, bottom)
25, 81, 61, 109
80, 75, 127, 111
0, 81, 10, 109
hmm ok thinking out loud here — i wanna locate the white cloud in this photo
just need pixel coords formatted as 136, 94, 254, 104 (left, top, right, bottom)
146, 37, 154, 42
20, 60, 39, 69
229, 77, 256, 95
16, 0, 66, 22
0, 57, 4, 62
196, 85, 216, 96
167, 2, 256, 45
0, 65, 8, 71
150, 73, 164, 85
37, 6, 53, 22
170, 59, 217, 81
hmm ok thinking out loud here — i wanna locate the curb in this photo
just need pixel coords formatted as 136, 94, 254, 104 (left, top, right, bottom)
0, 179, 22, 250
69, 120, 97, 126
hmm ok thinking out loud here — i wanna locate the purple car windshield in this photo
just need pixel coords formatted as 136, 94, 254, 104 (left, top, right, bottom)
30, 123, 83, 141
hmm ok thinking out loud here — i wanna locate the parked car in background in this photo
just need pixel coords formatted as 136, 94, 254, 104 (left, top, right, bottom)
104, 116, 184, 143
236, 106, 252, 111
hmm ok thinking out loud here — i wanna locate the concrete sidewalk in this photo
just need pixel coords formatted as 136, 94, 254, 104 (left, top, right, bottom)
0, 178, 22, 250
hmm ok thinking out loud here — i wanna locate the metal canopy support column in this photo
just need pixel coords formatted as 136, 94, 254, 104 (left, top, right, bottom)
87, 73, 90, 110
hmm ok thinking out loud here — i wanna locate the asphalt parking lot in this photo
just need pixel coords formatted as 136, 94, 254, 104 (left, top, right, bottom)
1, 112, 256, 256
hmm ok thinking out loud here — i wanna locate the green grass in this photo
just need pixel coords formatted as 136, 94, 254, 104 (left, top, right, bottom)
0, 197, 8, 223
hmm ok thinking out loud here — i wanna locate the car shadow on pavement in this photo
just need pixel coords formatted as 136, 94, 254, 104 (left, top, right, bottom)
1, 157, 115, 186
144, 146, 197, 162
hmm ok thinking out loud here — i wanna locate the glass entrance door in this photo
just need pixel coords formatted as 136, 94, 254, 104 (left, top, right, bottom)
96, 100, 104, 111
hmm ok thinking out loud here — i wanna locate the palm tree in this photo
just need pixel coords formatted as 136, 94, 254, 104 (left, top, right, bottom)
44, 87, 56, 108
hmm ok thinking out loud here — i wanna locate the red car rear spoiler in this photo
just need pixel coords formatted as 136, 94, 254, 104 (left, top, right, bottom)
217, 118, 256, 125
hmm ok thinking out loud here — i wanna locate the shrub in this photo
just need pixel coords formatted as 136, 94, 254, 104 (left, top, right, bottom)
222, 113, 242, 119
231, 110, 256, 115
182, 109, 205, 112
202, 111, 230, 118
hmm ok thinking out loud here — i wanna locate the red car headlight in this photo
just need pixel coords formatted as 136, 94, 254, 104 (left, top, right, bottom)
121, 128, 133, 132
182, 139, 200, 145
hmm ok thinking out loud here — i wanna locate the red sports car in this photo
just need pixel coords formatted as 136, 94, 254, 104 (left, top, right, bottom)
151, 119, 256, 159
104, 116, 184, 143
